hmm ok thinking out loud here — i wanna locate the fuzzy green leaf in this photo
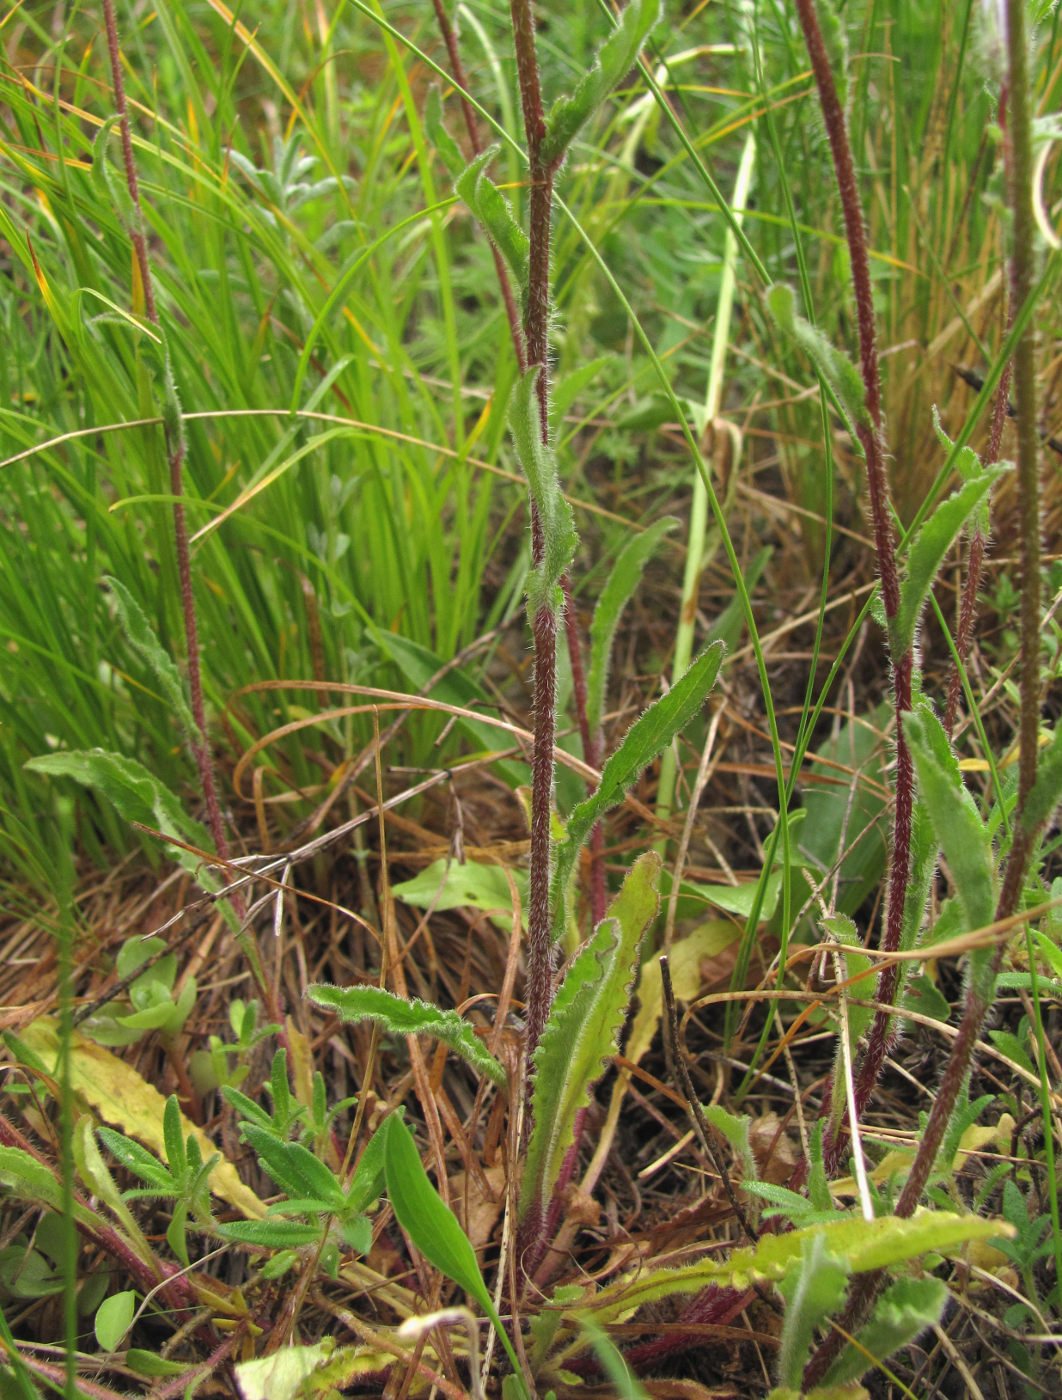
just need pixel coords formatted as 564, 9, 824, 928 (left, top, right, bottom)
97, 1128, 173, 1191
508, 368, 577, 618
894, 465, 1009, 657
552, 645, 723, 932
104, 576, 196, 740
776, 1233, 850, 1389
822, 1276, 948, 1388
346, 1125, 388, 1216
903, 706, 996, 933
586, 517, 678, 736
306, 984, 506, 1090
1019, 720, 1062, 835
425, 86, 465, 177
215, 1219, 324, 1248
24, 749, 220, 893
521, 853, 660, 1224
766, 283, 868, 433
581, 1211, 1009, 1325
541, 0, 661, 167
455, 146, 529, 285
242, 1125, 346, 1210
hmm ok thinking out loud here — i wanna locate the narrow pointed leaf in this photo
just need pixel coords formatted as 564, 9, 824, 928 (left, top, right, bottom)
521, 853, 660, 1224
541, 0, 661, 167
587, 516, 678, 735
1019, 720, 1062, 835
894, 464, 1009, 656
509, 368, 577, 617
766, 283, 868, 433
425, 86, 464, 177
104, 576, 196, 740
306, 984, 506, 1089
455, 147, 529, 285
242, 1124, 346, 1210
552, 645, 723, 930
580, 1212, 1010, 1325
903, 706, 996, 933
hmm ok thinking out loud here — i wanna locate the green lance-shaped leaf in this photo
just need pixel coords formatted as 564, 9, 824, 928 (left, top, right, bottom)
1018, 719, 1062, 836
551, 644, 724, 936
455, 146, 529, 286
822, 1276, 947, 1388
104, 575, 197, 740
425, 86, 465, 178
520, 853, 660, 1225
586, 516, 678, 737
903, 705, 996, 935
893, 463, 1009, 657
306, 984, 506, 1090
241, 1125, 347, 1211
578, 1211, 1010, 1326
24, 749, 220, 895
541, 0, 662, 168
766, 283, 869, 435
216, 1219, 324, 1249
700, 1104, 758, 1184
775, 1232, 851, 1390
508, 367, 577, 618
932, 406, 1000, 533
381, 1114, 531, 1396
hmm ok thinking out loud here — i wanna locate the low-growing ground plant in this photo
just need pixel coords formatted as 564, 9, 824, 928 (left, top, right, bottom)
1, 0, 1060, 1397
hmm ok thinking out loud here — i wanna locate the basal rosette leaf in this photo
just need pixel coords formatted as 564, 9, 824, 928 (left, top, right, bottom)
520, 852, 660, 1224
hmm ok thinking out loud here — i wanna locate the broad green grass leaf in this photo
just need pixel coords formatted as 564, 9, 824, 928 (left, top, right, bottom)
307, 984, 506, 1089
541, 0, 661, 167
903, 706, 996, 933
522, 853, 660, 1224
23, 750, 219, 893
455, 147, 529, 284
894, 466, 1008, 657
586, 516, 678, 735
766, 283, 868, 434
776, 1233, 850, 1388
104, 575, 196, 739
241, 1125, 346, 1209
822, 1276, 947, 1388
581, 1212, 1010, 1324
552, 646, 723, 930
94, 1290, 136, 1352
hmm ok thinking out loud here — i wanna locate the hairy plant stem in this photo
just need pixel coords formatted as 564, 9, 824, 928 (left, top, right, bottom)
508, 0, 557, 1079
794, 0, 912, 1174
804, 0, 1043, 1381
100, 0, 237, 910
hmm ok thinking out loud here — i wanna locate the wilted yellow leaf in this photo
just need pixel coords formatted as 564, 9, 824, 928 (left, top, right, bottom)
21, 1018, 266, 1219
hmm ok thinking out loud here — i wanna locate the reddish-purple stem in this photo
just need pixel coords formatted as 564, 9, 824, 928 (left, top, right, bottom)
100, 0, 235, 896
794, 0, 914, 1171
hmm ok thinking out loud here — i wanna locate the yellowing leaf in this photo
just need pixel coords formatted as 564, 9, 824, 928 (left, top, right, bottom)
627, 921, 737, 1067
21, 1018, 266, 1219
